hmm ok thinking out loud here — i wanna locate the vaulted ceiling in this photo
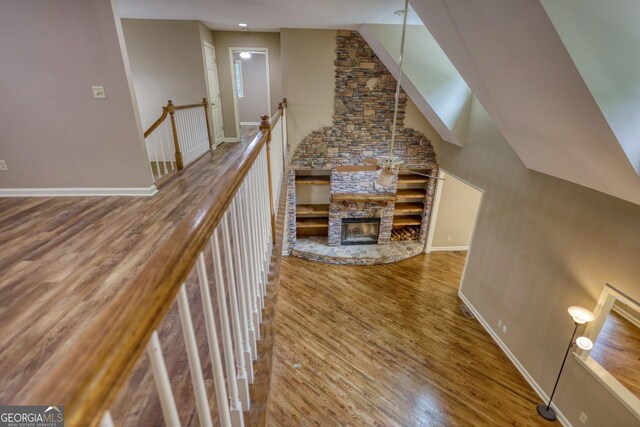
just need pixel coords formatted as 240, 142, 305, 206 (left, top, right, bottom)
117, 0, 640, 205
116, 0, 417, 32
411, 0, 640, 205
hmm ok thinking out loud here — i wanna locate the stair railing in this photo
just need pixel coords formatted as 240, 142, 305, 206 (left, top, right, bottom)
21, 101, 289, 427
144, 98, 213, 187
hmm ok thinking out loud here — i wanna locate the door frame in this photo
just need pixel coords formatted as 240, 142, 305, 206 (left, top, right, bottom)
202, 41, 224, 147
425, 169, 484, 253
228, 47, 272, 138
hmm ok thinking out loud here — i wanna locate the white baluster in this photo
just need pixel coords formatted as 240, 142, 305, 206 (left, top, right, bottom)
182, 110, 191, 165
157, 126, 168, 177
163, 121, 175, 172
149, 134, 160, 181
249, 164, 265, 312
99, 410, 115, 427
221, 214, 251, 409
211, 230, 245, 427
259, 149, 270, 291
177, 284, 213, 427
195, 253, 232, 427
147, 331, 181, 427
229, 199, 255, 382
239, 182, 261, 343
254, 155, 267, 295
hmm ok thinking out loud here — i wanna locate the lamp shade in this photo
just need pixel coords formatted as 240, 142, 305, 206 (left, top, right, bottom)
576, 336, 593, 351
568, 306, 595, 324
376, 169, 394, 187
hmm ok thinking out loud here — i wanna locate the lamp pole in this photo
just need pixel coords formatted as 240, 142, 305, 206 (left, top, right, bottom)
537, 322, 579, 421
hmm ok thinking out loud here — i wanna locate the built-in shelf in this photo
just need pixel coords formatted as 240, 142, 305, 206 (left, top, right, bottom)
331, 193, 397, 203
394, 202, 424, 215
397, 174, 429, 184
392, 216, 423, 227
396, 188, 427, 199
296, 217, 329, 228
296, 204, 329, 217
295, 175, 330, 185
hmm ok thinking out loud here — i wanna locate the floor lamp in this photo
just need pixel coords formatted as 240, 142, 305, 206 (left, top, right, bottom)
537, 306, 595, 421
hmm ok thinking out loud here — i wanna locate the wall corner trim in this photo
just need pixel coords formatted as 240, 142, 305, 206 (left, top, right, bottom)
0, 185, 158, 197
458, 290, 573, 427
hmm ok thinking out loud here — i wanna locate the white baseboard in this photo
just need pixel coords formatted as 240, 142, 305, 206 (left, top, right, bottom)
240, 122, 260, 126
459, 291, 572, 427
0, 185, 158, 197
430, 245, 469, 252
222, 138, 240, 143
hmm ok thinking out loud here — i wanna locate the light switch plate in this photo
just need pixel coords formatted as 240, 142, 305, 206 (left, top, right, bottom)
0, 160, 7, 171
92, 86, 106, 99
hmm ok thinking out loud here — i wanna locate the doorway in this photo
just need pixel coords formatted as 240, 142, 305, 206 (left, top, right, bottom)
426, 170, 483, 253
203, 42, 224, 146
229, 48, 271, 138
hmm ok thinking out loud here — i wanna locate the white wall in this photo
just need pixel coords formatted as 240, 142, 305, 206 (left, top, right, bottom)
121, 19, 209, 131
430, 171, 482, 249
234, 52, 269, 123
0, 0, 152, 190
213, 31, 282, 139
281, 29, 336, 157
440, 96, 640, 426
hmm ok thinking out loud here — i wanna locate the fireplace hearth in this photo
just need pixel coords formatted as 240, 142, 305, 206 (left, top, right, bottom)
341, 218, 381, 245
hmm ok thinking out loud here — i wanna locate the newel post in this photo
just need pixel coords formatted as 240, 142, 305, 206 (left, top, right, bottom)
261, 115, 277, 244
167, 100, 184, 170
202, 98, 214, 149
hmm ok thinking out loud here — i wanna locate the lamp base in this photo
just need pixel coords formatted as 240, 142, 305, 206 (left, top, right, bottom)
536, 404, 557, 421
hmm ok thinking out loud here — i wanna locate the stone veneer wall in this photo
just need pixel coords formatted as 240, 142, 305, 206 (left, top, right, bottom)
328, 170, 398, 246
287, 30, 439, 252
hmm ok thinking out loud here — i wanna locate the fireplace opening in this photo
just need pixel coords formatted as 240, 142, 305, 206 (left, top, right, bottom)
341, 218, 381, 245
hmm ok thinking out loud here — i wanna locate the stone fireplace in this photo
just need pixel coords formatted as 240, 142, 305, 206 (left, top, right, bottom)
341, 218, 381, 245
327, 168, 397, 246
286, 30, 439, 263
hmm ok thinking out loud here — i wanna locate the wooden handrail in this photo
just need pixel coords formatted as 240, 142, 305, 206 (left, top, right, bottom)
143, 100, 207, 138
174, 101, 207, 110
21, 130, 270, 427
143, 107, 169, 138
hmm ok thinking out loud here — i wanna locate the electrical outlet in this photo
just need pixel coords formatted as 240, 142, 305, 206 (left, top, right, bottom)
579, 412, 588, 424
92, 86, 106, 99
498, 320, 503, 329
501, 324, 507, 333
447, 235, 452, 242
0, 160, 7, 171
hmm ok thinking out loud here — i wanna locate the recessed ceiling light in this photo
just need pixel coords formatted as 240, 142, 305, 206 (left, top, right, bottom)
238, 23, 248, 27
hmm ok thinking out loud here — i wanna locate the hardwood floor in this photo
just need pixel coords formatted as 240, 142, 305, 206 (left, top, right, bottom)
267, 253, 549, 426
590, 307, 640, 399
0, 136, 258, 405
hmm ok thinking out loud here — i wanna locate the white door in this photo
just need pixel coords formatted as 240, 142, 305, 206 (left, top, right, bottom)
204, 43, 225, 146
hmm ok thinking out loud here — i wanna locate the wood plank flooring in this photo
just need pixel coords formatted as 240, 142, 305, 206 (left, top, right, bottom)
590, 309, 640, 399
267, 253, 549, 426
0, 136, 259, 405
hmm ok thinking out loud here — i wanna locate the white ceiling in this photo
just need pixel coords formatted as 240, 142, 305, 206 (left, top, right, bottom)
116, 0, 423, 31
